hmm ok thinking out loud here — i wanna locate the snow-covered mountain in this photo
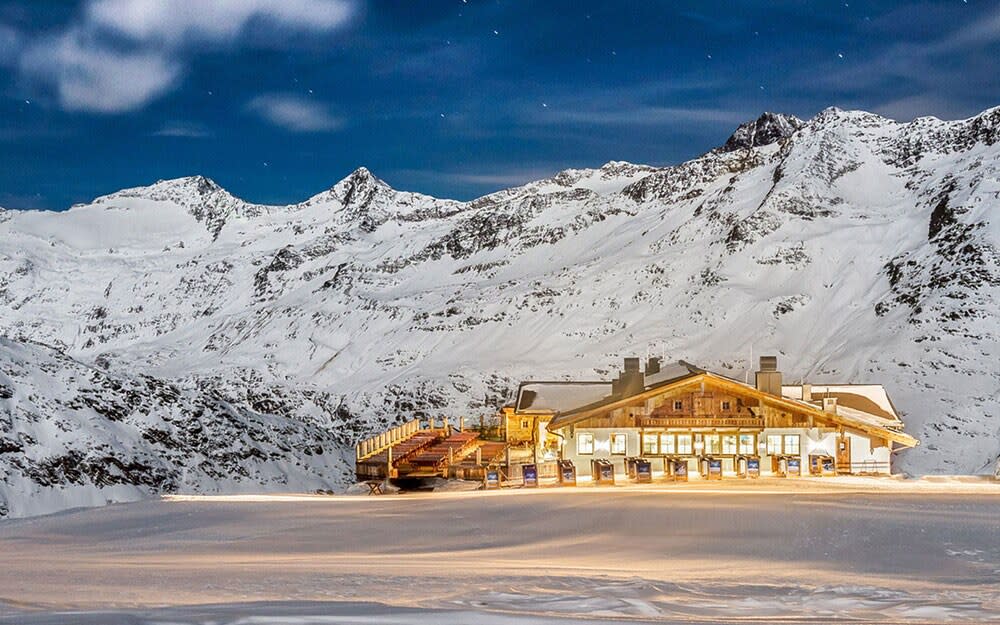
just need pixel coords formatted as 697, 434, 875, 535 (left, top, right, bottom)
2, 105, 999, 518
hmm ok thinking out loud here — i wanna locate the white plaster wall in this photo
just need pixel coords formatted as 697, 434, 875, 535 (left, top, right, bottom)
560, 427, 892, 478
560, 428, 640, 478
847, 430, 892, 474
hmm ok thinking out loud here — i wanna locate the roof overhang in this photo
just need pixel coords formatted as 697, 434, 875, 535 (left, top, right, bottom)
546, 372, 919, 449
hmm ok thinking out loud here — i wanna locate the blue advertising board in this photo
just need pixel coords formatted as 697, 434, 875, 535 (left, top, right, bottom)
635, 459, 652, 482
787, 457, 801, 476
747, 457, 760, 478
708, 458, 723, 479
522, 464, 538, 487
485, 470, 500, 489
673, 459, 688, 481
559, 461, 577, 485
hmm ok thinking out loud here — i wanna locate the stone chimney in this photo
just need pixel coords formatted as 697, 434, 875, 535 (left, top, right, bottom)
801, 383, 812, 402
646, 356, 661, 375
613, 357, 646, 397
823, 397, 838, 414
755, 356, 782, 396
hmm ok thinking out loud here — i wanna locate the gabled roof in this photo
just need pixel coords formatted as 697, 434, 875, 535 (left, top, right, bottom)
547, 360, 705, 429
545, 367, 918, 449
514, 381, 613, 414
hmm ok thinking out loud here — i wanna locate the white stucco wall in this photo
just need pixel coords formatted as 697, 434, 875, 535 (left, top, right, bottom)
847, 430, 892, 474
554, 426, 891, 479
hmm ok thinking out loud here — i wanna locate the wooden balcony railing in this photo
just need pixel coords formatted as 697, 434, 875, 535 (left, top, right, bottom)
637, 416, 764, 429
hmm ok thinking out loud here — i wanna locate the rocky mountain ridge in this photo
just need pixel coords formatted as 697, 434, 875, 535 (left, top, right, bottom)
1, 104, 999, 519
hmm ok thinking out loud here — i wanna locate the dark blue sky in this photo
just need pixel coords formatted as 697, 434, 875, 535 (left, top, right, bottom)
2, 1, 999, 210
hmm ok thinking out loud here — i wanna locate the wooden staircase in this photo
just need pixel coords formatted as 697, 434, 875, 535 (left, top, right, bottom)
402, 431, 481, 477
357, 431, 439, 475
355, 419, 509, 482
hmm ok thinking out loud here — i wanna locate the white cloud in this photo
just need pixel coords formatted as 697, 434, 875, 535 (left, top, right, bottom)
21, 30, 180, 113
153, 120, 211, 138
246, 94, 343, 132
84, 0, 354, 46
398, 168, 559, 188
539, 106, 748, 127
15, 0, 353, 114
0, 24, 21, 66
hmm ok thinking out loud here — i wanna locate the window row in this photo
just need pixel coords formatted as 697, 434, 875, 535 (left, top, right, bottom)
576, 432, 627, 456
575, 432, 789, 456
644, 433, 757, 455
766, 434, 801, 455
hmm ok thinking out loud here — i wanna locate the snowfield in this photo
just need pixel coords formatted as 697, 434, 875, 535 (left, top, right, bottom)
1, 106, 1000, 519
0, 483, 998, 624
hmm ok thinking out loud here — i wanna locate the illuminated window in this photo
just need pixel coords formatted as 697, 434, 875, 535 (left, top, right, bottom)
721, 401, 731, 410
610, 433, 627, 455
660, 433, 675, 454
766, 435, 782, 455
642, 433, 658, 455
783, 434, 800, 455
704, 434, 721, 455
577, 433, 594, 455
738, 433, 755, 454
722, 434, 737, 455
673, 400, 683, 410
676, 434, 693, 454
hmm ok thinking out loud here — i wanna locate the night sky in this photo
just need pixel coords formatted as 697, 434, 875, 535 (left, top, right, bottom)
1, 1, 999, 210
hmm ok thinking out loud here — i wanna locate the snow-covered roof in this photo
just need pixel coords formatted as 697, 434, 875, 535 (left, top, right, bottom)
515, 382, 612, 414
782, 384, 900, 422
642, 361, 706, 387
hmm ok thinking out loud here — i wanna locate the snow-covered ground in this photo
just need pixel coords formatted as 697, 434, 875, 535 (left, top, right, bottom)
2, 106, 1000, 520
1, 483, 998, 624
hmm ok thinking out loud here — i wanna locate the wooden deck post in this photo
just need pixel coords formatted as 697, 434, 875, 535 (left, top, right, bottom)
387, 445, 393, 478
476, 446, 482, 465
459, 416, 465, 432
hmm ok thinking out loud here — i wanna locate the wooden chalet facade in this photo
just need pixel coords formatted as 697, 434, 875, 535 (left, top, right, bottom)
507, 356, 918, 478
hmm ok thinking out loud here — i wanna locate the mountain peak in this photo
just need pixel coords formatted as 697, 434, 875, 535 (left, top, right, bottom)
336, 166, 390, 193
302, 167, 395, 211
719, 112, 804, 152
89, 175, 268, 238
94, 175, 231, 207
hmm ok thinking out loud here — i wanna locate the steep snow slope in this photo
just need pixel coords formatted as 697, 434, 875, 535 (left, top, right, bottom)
0, 337, 353, 519
1, 105, 999, 518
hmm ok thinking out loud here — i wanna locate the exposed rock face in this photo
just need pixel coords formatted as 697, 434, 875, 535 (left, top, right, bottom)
0, 338, 354, 519
719, 112, 804, 152
2, 105, 1000, 518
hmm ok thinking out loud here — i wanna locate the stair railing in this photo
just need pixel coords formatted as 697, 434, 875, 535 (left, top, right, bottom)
355, 418, 422, 461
